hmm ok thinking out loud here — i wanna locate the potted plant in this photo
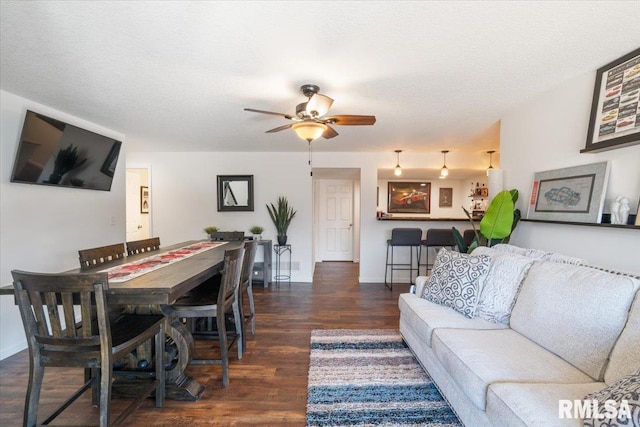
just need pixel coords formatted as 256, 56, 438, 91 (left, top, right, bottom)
266, 197, 296, 245
452, 189, 521, 253
203, 226, 219, 240
249, 225, 264, 240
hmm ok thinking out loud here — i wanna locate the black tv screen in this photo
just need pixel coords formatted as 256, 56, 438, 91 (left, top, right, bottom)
10, 110, 122, 191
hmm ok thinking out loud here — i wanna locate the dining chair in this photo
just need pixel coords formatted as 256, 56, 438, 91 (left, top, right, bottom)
236, 240, 259, 357
165, 247, 245, 387
126, 237, 161, 256
78, 243, 126, 269
11, 270, 165, 427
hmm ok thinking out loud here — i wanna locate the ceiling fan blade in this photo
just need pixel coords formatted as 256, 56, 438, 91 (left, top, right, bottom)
322, 125, 339, 139
306, 94, 334, 117
265, 123, 293, 133
325, 115, 376, 126
244, 108, 293, 120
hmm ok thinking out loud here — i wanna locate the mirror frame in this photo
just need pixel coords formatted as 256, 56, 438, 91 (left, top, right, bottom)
217, 175, 254, 212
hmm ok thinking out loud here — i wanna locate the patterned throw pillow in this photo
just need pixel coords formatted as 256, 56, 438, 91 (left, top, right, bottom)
583, 369, 640, 427
421, 248, 492, 318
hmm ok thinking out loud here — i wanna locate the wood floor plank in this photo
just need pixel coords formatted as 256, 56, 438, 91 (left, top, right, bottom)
0, 262, 411, 426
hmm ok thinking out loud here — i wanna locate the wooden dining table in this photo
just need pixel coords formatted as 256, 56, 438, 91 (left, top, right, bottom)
1, 239, 244, 401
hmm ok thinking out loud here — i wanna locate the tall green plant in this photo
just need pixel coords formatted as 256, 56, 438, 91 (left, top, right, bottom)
266, 196, 296, 236
452, 189, 521, 253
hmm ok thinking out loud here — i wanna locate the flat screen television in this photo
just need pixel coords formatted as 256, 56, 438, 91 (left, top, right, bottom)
10, 110, 122, 191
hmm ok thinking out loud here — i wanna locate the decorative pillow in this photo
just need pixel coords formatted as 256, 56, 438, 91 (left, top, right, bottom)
583, 369, 640, 427
492, 243, 586, 265
472, 246, 535, 324
421, 248, 492, 318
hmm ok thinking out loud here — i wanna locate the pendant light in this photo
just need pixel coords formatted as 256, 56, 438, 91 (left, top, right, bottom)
486, 150, 495, 176
440, 150, 449, 178
394, 150, 403, 176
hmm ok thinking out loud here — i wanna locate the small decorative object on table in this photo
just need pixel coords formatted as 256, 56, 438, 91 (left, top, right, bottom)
249, 225, 264, 240
203, 226, 219, 240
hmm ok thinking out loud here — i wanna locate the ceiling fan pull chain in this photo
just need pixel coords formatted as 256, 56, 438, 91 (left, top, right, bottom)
308, 142, 313, 176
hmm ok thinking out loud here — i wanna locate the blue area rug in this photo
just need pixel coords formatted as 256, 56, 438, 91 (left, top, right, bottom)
306, 329, 462, 427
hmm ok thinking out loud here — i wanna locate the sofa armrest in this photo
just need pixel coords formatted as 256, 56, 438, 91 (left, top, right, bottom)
413, 276, 429, 296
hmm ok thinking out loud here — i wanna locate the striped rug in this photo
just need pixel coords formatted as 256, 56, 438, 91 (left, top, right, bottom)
306, 329, 462, 427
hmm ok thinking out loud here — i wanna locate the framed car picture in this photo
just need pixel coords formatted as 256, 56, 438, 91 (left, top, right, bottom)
388, 181, 431, 214
582, 47, 640, 153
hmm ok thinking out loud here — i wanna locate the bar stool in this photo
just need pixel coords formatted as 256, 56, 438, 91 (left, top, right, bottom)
385, 228, 423, 290
421, 228, 456, 275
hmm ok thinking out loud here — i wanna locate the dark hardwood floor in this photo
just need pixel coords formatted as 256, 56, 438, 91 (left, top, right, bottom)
0, 262, 411, 426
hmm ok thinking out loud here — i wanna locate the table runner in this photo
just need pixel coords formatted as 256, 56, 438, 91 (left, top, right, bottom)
101, 241, 227, 283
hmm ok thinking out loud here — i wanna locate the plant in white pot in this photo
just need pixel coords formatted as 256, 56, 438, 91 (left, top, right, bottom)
266, 197, 296, 245
203, 226, 219, 240
249, 225, 264, 240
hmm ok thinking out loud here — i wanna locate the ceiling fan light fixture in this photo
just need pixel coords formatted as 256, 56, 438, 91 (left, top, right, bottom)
306, 94, 334, 117
292, 122, 327, 142
394, 150, 403, 176
440, 150, 449, 178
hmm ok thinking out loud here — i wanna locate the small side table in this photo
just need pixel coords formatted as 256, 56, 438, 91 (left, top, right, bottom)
273, 244, 291, 286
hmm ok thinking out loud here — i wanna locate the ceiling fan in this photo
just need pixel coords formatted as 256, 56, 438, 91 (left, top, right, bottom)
244, 84, 376, 142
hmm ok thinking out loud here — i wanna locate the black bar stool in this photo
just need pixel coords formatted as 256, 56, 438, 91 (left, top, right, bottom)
385, 228, 423, 290
421, 228, 456, 275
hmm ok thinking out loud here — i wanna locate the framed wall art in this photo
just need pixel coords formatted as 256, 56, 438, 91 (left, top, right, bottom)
526, 161, 610, 223
582, 47, 640, 153
439, 187, 453, 207
388, 181, 431, 214
217, 175, 254, 212
140, 186, 149, 214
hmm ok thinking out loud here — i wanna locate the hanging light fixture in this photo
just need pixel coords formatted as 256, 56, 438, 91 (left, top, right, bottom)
486, 150, 495, 176
440, 150, 449, 178
394, 150, 403, 176
292, 122, 328, 142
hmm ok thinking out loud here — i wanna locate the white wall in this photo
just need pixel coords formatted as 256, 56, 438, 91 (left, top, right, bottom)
0, 91, 126, 359
502, 72, 640, 274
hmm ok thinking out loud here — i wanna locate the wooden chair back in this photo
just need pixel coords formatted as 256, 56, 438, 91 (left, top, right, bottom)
210, 231, 245, 241
240, 240, 259, 292
12, 270, 109, 359
218, 247, 245, 312
78, 243, 126, 269
126, 237, 161, 256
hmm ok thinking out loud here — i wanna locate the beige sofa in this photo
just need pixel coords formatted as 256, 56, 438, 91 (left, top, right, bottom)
398, 244, 640, 427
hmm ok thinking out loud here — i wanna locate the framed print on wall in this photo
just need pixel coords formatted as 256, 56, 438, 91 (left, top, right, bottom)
582, 47, 640, 153
217, 175, 254, 212
526, 161, 610, 223
439, 188, 453, 207
140, 186, 149, 214
388, 181, 431, 214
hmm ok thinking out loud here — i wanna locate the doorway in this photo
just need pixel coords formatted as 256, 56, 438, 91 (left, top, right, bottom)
125, 168, 151, 242
312, 168, 360, 266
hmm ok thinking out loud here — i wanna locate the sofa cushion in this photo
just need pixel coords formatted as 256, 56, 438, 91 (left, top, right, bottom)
422, 248, 492, 318
583, 369, 640, 427
605, 287, 640, 385
398, 293, 507, 347
510, 262, 639, 381
431, 328, 594, 411
491, 244, 586, 265
472, 246, 535, 324
487, 382, 605, 427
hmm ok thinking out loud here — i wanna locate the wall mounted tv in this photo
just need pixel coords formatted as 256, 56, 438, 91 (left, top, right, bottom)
10, 110, 122, 191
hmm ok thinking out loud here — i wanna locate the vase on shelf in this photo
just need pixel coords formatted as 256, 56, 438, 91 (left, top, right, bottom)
277, 235, 287, 245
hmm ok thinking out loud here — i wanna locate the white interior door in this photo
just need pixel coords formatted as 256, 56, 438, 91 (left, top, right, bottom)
126, 170, 143, 242
318, 179, 353, 261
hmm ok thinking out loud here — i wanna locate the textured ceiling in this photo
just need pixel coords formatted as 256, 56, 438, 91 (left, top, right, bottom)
1, 1, 639, 157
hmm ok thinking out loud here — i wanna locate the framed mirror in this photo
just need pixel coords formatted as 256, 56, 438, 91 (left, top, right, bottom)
217, 175, 254, 211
